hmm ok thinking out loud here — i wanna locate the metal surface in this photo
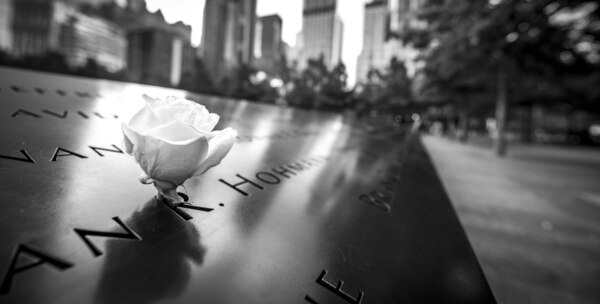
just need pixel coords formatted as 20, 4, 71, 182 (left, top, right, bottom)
0, 66, 495, 303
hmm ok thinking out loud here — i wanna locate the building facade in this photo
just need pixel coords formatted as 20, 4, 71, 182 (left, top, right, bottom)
84, 0, 192, 43
60, 11, 127, 72
11, 0, 64, 57
356, 0, 388, 83
128, 28, 181, 85
10, 0, 126, 71
387, 0, 425, 76
80, 0, 194, 85
0, 0, 13, 51
200, 0, 257, 83
300, 0, 343, 70
388, 0, 425, 35
254, 14, 283, 77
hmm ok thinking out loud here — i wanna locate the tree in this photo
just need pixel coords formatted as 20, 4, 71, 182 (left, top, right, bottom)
353, 68, 386, 115
286, 57, 353, 111
320, 62, 353, 110
353, 57, 413, 116
286, 56, 325, 109
380, 57, 413, 110
404, 0, 600, 154
77, 57, 102, 78
179, 58, 217, 95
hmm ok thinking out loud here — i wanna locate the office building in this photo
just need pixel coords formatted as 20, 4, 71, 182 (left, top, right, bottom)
83, 0, 193, 43
80, 0, 194, 85
0, 0, 13, 51
11, 0, 65, 57
200, 0, 257, 82
10, 0, 126, 71
300, 0, 343, 70
128, 28, 185, 85
60, 12, 127, 72
386, 0, 425, 76
388, 0, 425, 35
290, 32, 303, 67
254, 14, 283, 77
356, 0, 388, 83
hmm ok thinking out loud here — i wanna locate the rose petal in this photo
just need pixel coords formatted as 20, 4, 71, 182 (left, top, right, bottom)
123, 122, 209, 185
143, 94, 219, 132
128, 105, 163, 133
124, 95, 235, 187
193, 113, 219, 132
144, 95, 205, 123
122, 134, 134, 154
149, 135, 209, 185
122, 122, 159, 176
193, 127, 237, 176
144, 120, 204, 143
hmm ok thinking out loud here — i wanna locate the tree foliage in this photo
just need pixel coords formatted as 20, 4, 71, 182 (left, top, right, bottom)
407, 0, 600, 113
179, 58, 217, 95
354, 57, 413, 114
286, 57, 352, 111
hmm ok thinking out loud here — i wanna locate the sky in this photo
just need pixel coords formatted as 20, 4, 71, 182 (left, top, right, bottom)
145, 0, 365, 85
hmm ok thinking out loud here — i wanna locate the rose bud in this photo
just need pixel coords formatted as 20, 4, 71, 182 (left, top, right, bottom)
122, 95, 237, 202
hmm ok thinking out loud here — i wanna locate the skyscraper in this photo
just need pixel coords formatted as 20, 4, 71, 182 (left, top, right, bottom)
386, 0, 425, 76
200, 0, 257, 83
10, 0, 126, 71
300, 0, 343, 70
388, 0, 425, 35
356, 0, 388, 83
254, 14, 283, 77
0, 0, 13, 51
127, 28, 185, 86
78, 0, 194, 86
60, 11, 128, 72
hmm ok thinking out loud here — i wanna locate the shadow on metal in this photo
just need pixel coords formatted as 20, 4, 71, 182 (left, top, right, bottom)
94, 198, 205, 304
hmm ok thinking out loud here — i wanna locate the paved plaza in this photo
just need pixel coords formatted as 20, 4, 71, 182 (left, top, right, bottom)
422, 135, 600, 304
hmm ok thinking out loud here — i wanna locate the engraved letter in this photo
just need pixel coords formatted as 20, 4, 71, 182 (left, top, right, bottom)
299, 159, 315, 167
159, 195, 214, 221
286, 161, 309, 173
42, 109, 68, 119
316, 269, 364, 304
74, 217, 141, 257
11, 109, 40, 118
51, 147, 88, 161
272, 166, 297, 179
0, 244, 73, 294
359, 194, 391, 213
88, 144, 123, 157
75, 91, 92, 98
10, 85, 26, 93
255, 172, 281, 184
219, 174, 264, 196
0, 150, 36, 164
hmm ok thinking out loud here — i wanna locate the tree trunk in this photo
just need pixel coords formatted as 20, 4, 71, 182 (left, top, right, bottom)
458, 109, 469, 143
494, 62, 508, 156
521, 103, 533, 143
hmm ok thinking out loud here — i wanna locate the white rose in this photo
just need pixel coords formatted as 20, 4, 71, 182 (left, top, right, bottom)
121, 95, 237, 193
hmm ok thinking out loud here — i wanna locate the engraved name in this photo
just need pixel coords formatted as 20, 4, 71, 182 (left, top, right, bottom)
0, 145, 124, 164
218, 155, 329, 196
10, 108, 118, 120
0, 84, 101, 98
358, 162, 403, 213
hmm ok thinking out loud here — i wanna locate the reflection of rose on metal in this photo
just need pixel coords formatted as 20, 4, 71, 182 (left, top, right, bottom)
122, 95, 237, 204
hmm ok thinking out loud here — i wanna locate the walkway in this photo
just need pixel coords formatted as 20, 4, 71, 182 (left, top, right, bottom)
422, 135, 600, 304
